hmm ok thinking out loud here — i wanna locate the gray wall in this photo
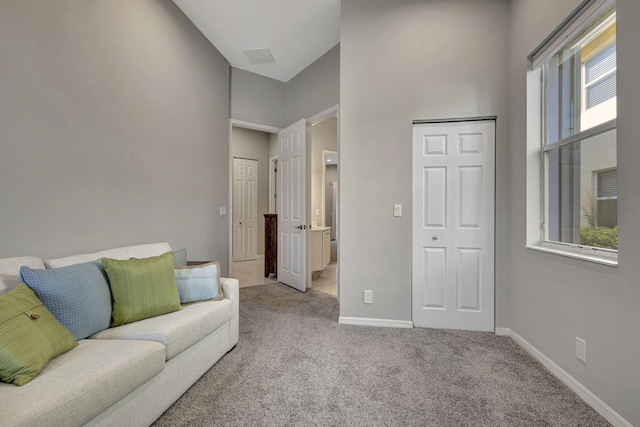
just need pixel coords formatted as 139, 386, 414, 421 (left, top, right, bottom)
231, 127, 271, 255
340, 0, 510, 323
285, 44, 340, 125
230, 68, 286, 128
508, 0, 640, 424
230, 44, 340, 129
0, 0, 231, 273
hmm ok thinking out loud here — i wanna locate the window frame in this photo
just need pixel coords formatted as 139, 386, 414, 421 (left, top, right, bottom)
526, 0, 618, 266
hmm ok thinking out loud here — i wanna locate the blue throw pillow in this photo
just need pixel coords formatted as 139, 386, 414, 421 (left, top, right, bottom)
174, 262, 223, 304
20, 262, 112, 340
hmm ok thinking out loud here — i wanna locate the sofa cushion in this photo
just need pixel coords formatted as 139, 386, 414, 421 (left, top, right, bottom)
0, 339, 165, 427
0, 256, 46, 294
44, 242, 172, 269
19, 262, 112, 340
174, 261, 223, 304
0, 284, 78, 386
102, 252, 182, 327
91, 298, 232, 360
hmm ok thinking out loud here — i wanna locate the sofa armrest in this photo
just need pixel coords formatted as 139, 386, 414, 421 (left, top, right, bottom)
220, 277, 239, 346
220, 277, 239, 301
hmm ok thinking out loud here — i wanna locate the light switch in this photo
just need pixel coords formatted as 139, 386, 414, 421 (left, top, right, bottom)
220, 207, 227, 216
393, 204, 402, 217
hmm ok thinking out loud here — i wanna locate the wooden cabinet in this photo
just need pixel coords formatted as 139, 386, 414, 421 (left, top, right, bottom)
264, 214, 277, 277
311, 227, 331, 272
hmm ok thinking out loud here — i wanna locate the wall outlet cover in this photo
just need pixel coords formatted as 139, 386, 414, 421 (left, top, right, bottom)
364, 290, 373, 304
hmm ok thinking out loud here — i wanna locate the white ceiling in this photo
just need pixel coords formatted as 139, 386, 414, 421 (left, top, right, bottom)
172, 0, 340, 83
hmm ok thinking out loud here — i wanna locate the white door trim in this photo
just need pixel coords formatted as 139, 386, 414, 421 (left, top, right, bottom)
269, 156, 278, 214
308, 104, 339, 125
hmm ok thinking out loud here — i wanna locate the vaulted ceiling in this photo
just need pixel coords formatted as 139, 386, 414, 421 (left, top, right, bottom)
172, 0, 340, 82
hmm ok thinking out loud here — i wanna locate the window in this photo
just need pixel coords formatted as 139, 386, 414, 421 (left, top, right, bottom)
527, 0, 617, 263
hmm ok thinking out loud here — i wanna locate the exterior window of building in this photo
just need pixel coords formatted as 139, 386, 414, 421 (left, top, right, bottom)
595, 168, 617, 228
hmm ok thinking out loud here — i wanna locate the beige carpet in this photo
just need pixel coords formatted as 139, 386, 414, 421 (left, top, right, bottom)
153, 283, 609, 426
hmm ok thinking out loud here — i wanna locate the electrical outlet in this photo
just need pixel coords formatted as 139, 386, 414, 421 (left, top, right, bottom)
576, 337, 586, 363
219, 207, 227, 216
364, 290, 373, 304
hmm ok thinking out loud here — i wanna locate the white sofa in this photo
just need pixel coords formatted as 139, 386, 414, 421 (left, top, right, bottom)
0, 243, 239, 427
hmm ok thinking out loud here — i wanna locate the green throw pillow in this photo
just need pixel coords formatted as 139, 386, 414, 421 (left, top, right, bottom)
102, 252, 182, 327
0, 283, 78, 386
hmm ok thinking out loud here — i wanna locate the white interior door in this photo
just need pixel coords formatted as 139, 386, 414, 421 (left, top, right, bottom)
232, 158, 258, 262
412, 120, 495, 332
278, 119, 308, 292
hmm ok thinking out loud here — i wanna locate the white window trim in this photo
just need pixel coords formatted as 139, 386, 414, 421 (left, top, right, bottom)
526, 242, 618, 266
525, 20, 619, 267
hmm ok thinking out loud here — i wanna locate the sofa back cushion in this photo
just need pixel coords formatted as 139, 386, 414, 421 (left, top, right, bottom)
0, 283, 77, 386
0, 257, 46, 294
44, 242, 172, 269
102, 252, 181, 327
20, 262, 112, 340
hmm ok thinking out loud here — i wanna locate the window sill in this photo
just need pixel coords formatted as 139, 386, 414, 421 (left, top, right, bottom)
526, 244, 618, 267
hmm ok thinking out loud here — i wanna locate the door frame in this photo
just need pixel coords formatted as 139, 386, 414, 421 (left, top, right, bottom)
268, 156, 278, 214
411, 116, 497, 332
228, 120, 281, 276
308, 106, 340, 298
227, 106, 340, 297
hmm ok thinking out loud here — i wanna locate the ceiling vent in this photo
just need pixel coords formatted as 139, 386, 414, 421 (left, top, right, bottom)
243, 48, 276, 65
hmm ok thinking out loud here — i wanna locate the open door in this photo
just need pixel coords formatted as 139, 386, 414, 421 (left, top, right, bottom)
278, 119, 309, 292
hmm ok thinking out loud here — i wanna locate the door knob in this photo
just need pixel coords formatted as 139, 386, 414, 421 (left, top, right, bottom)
294, 225, 308, 230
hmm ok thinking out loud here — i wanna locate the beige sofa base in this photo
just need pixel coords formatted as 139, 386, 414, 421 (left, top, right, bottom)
87, 279, 239, 427
87, 319, 236, 427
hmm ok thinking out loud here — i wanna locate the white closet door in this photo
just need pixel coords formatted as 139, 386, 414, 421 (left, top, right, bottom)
412, 120, 495, 332
233, 158, 258, 262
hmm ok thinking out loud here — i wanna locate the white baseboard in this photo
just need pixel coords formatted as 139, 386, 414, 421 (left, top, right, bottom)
494, 327, 511, 336
499, 328, 631, 427
338, 316, 413, 329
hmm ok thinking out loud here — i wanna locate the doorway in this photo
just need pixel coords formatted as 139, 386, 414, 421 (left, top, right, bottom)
412, 118, 496, 332
228, 106, 339, 298
310, 116, 339, 298
229, 123, 280, 287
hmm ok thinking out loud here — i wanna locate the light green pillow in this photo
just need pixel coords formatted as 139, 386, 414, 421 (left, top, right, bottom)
102, 252, 182, 327
0, 283, 78, 386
